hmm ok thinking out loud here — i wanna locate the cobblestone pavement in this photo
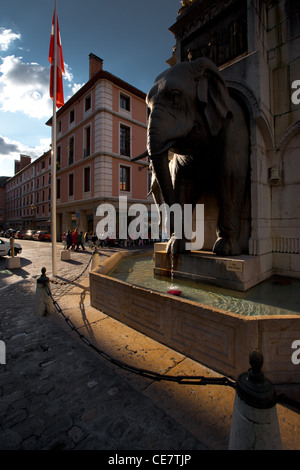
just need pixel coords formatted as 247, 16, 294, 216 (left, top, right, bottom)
0, 240, 299, 452
0, 241, 207, 452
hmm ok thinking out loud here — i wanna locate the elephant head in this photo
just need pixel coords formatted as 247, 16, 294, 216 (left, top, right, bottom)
144, 58, 232, 205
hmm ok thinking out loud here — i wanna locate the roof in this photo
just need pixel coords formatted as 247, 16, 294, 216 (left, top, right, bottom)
0, 176, 10, 187
46, 68, 147, 126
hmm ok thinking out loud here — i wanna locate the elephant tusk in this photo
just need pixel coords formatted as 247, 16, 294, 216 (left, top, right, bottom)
149, 140, 177, 158
131, 150, 149, 162
131, 140, 176, 162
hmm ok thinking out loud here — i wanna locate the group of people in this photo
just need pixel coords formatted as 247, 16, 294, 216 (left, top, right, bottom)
64, 229, 87, 251
64, 229, 154, 251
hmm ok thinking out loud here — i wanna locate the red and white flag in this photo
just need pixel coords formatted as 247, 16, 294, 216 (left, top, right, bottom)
49, 10, 65, 108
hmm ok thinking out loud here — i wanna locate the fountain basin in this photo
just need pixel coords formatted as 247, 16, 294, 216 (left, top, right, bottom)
90, 250, 300, 384
154, 246, 271, 292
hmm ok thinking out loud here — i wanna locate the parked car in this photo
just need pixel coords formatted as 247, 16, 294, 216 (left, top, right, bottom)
0, 238, 22, 256
33, 231, 51, 241
16, 231, 25, 239
23, 230, 37, 240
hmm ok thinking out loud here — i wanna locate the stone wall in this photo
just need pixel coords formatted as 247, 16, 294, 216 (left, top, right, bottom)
167, 0, 300, 280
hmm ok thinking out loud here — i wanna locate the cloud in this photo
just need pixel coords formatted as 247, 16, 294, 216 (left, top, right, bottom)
0, 134, 50, 163
0, 55, 52, 119
0, 28, 21, 51
0, 136, 19, 155
0, 54, 85, 120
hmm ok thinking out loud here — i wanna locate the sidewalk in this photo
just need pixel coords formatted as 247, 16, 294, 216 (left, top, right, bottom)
1, 246, 299, 450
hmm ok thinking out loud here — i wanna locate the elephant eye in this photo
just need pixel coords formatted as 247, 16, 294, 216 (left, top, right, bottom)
170, 91, 180, 107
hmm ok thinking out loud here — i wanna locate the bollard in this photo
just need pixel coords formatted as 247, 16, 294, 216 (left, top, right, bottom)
6, 236, 21, 269
10, 236, 15, 257
34, 267, 56, 316
229, 350, 282, 450
61, 249, 71, 261
90, 246, 100, 271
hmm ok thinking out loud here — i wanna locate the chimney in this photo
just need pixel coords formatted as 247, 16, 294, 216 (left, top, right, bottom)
89, 53, 103, 79
14, 155, 31, 174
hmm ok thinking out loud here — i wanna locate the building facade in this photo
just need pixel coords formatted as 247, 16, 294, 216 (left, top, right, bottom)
5, 153, 52, 233
46, 53, 150, 239
0, 176, 9, 231
167, 0, 300, 280
4, 55, 151, 240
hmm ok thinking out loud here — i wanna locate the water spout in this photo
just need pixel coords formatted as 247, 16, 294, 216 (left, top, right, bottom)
167, 250, 182, 296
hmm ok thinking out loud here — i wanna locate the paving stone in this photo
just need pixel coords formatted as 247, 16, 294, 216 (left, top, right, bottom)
0, 430, 22, 450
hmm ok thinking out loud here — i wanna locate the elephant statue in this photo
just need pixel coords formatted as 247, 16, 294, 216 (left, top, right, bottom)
134, 57, 250, 256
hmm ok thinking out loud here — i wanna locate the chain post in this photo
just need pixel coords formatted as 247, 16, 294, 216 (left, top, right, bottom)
229, 350, 282, 450
90, 244, 100, 271
34, 267, 56, 316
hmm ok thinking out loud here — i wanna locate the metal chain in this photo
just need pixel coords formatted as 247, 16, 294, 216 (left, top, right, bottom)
44, 282, 236, 389
49, 251, 94, 286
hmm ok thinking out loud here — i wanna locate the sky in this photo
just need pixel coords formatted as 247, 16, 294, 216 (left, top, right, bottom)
0, 0, 179, 177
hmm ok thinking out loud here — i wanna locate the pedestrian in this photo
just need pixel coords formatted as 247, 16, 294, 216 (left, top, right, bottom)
72, 229, 78, 250
77, 231, 85, 251
83, 231, 88, 248
66, 230, 72, 250
91, 232, 98, 246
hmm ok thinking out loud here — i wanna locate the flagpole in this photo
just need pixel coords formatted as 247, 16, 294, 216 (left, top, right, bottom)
51, 0, 58, 277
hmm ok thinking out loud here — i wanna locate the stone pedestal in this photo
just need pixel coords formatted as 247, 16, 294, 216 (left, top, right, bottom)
61, 250, 71, 261
229, 393, 282, 450
154, 246, 271, 291
34, 268, 56, 317
229, 350, 282, 450
6, 257, 21, 270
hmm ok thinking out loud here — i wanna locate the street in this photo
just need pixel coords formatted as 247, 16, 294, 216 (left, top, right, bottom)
0, 238, 93, 291
0, 238, 209, 451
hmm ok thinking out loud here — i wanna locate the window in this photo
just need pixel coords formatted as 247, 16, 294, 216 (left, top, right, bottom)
120, 93, 130, 112
85, 95, 91, 112
57, 179, 61, 199
57, 146, 61, 170
70, 109, 75, 124
120, 124, 130, 156
68, 136, 74, 165
84, 126, 91, 157
69, 173, 74, 197
84, 167, 90, 193
120, 165, 130, 192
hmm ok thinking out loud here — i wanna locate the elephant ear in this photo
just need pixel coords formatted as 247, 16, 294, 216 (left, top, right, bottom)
190, 59, 232, 136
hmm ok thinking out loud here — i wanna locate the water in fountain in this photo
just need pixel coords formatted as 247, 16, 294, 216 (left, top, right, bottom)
108, 255, 300, 317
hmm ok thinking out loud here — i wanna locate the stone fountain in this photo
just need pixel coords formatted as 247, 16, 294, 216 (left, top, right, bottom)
90, 0, 300, 383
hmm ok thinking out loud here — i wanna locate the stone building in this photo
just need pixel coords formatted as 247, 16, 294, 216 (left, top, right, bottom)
0, 176, 9, 231
167, 0, 300, 282
4, 55, 150, 239
46, 53, 150, 239
5, 153, 52, 233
